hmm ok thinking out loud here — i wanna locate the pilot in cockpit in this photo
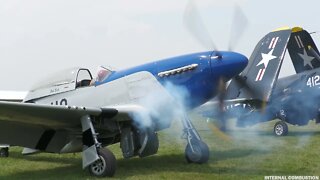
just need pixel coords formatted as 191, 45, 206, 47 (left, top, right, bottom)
90, 66, 111, 86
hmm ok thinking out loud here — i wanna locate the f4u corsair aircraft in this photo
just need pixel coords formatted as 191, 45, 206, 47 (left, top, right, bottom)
199, 27, 320, 136
0, 50, 247, 177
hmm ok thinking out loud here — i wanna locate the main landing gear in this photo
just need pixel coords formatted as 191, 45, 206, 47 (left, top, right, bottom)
88, 148, 116, 177
274, 110, 288, 136
181, 114, 209, 163
273, 121, 288, 136
81, 115, 116, 177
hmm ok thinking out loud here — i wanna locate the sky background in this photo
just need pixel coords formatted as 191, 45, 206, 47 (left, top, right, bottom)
0, 0, 320, 91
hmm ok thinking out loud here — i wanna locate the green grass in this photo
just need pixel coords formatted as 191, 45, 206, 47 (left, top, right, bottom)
0, 116, 320, 179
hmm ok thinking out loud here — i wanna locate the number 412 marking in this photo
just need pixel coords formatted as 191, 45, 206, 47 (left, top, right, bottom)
307, 75, 320, 87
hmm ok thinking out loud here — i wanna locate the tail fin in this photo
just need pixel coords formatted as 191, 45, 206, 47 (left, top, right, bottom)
287, 27, 320, 73
225, 28, 292, 102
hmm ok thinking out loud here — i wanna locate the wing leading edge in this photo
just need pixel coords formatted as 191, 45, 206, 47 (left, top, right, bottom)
0, 101, 146, 153
0, 101, 102, 128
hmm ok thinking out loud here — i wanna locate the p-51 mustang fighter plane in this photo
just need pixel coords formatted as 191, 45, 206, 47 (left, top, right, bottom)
199, 27, 320, 136
0, 51, 248, 177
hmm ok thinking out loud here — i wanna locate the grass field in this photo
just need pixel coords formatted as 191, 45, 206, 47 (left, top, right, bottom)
0, 116, 319, 179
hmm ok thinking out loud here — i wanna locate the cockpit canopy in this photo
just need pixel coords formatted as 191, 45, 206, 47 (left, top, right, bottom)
24, 66, 113, 102
30, 67, 85, 91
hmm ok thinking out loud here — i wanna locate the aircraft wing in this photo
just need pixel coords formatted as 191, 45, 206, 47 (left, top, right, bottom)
0, 101, 144, 128
0, 101, 103, 128
287, 27, 320, 73
0, 101, 144, 151
0, 91, 28, 102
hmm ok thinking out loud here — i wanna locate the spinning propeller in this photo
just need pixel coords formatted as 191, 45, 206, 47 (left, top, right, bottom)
183, 0, 248, 54
183, 0, 248, 138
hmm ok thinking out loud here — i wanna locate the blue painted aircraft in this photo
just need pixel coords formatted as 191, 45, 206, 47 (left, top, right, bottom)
0, 1, 250, 177
198, 27, 320, 136
0, 51, 247, 177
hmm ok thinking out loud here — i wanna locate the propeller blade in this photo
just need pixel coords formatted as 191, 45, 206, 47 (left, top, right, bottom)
217, 77, 227, 132
207, 119, 232, 141
260, 96, 268, 113
183, 0, 217, 51
200, 78, 232, 141
218, 77, 227, 110
228, 4, 248, 51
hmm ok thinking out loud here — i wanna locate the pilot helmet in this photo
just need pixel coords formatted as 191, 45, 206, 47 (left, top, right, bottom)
97, 69, 108, 82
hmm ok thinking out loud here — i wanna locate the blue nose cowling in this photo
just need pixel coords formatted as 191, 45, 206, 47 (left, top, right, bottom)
210, 51, 248, 80
229, 52, 248, 75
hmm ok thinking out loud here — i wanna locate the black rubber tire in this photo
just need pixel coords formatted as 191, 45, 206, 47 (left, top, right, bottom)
138, 131, 159, 158
0, 148, 9, 157
89, 148, 116, 177
274, 121, 288, 136
185, 141, 209, 164
316, 114, 320, 124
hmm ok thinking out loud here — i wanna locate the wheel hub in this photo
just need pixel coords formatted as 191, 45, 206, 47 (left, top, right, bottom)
275, 124, 284, 135
90, 155, 106, 176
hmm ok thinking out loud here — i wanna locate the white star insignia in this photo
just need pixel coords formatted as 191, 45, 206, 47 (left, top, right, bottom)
298, 49, 314, 68
256, 49, 277, 68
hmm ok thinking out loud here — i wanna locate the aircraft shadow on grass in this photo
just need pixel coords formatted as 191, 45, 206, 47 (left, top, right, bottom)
4, 130, 319, 178
1, 152, 292, 179
283, 131, 320, 137
8, 151, 81, 165
224, 129, 320, 137
211, 149, 268, 162
1, 148, 274, 179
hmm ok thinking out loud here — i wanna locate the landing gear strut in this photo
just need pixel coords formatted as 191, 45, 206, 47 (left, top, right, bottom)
81, 115, 116, 177
274, 110, 289, 136
181, 114, 209, 163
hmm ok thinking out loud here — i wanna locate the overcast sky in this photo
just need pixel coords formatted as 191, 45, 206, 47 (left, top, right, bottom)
1, 0, 320, 91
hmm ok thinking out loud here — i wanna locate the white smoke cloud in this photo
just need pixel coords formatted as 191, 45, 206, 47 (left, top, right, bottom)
130, 81, 190, 132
